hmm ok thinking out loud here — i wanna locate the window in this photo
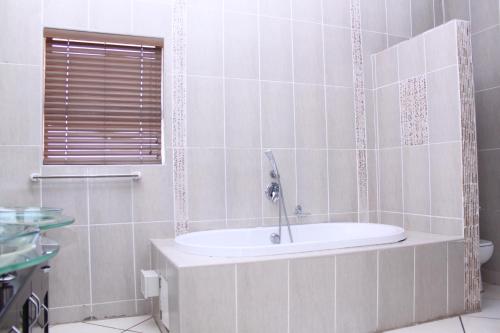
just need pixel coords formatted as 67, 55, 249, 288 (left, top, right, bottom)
43, 29, 163, 165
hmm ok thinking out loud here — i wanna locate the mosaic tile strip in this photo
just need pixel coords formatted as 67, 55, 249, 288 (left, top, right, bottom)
172, 0, 188, 235
457, 21, 480, 312
400, 76, 429, 146
350, 0, 369, 222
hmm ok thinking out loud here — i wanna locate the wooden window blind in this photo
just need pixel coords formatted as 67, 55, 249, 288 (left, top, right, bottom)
43, 29, 163, 165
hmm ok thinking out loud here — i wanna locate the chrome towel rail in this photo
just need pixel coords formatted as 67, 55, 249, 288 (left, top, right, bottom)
30, 171, 141, 181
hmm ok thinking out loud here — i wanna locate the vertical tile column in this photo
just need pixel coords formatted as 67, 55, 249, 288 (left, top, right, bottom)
172, 0, 188, 235
350, 0, 369, 222
457, 21, 480, 312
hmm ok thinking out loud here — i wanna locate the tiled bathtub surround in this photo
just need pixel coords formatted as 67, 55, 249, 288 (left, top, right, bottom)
151, 233, 465, 333
371, 20, 480, 311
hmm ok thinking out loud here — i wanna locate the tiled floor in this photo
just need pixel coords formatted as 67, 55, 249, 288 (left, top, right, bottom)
51, 283, 500, 333
50, 315, 161, 333
388, 283, 500, 332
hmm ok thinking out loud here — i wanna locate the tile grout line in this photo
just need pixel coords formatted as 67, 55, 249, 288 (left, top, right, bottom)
235, 265, 238, 333
257, 0, 264, 227
395, 45, 405, 229
320, 0, 331, 219
131, 179, 138, 313
86, 169, 94, 316
289, 0, 299, 214
222, 0, 228, 228
422, 28, 433, 234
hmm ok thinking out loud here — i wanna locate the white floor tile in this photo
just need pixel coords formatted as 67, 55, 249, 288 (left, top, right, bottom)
462, 316, 500, 333
127, 318, 161, 333
483, 283, 500, 301
51, 322, 121, 333
385, 317, 463, 333
86, 315, 151, 330
466, 298, 500, 319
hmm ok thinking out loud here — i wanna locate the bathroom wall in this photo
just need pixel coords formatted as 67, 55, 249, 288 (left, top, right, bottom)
0, 0, 175, 323
0, 0, 473, 323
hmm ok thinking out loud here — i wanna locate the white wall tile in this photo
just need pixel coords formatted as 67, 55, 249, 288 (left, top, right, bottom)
224, 12, 259, 79
0, 0, 42, 65
88, 0, 132, 34
44, 0, 89, 30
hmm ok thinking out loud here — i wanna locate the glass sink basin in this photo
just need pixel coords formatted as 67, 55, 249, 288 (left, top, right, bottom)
0, 236, 59, 276
0, 224, 39, 243
0, 227, 39, 269
0, 207, 74, 231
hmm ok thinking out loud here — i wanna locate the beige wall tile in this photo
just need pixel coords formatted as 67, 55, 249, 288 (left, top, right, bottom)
415, 242, 447, 322
88, 0, 132, 34
133, 164, 174, 223
386, 0, 411, 37
261, 82, 295, 148
180, 265, 236, 333
186, 76, 224, 147
427, 66, 461, 144
259, 17, 293, 82
260, 0, 291, 18
41, 166, 88, 226
187, 148, 226, 221
360, 0, 387, 33
290, 256, 335, 333
336, 251, 377, 333
90, 224, 136, 303
224, 12, 259, 79
44, 0, 89, 30
0, 0, 42, 65
47, 227, 91, 308
403, 145, 430, 215
225, 79, 260, 148
424, 21, 458, 72
377, 84, 401, 148
329, 149, 358, 213
378, 247, 415, 331
292, 0, 322, 23
323, 0, 351, 27
324, 26, 353, 87
294, 84, 326, 149
186, 6, 223, 76
398, 35, 425, 80
297, 150, 328, 215
448, 240, 465, 315
430, 143, 463, 218
226, 149, 262, 220
88, 167, 133, 224
237, 260, 288, 333
410, 0, 435, 36
132, 0, 172, 37
0, 147, 40, 206
326, 86, 356, 149
293, 21, 324, 84
379, 148, 403, 212
0, 65, 41, 145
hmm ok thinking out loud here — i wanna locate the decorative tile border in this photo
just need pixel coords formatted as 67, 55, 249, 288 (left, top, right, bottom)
400, 76, 429, 146
350, 0, 369, 222
172, 0, 188, 235
457, 21, 480, 312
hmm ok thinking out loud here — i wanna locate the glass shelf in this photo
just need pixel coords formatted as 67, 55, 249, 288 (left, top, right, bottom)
0, 237, 59, 276
0, 207, 74, 231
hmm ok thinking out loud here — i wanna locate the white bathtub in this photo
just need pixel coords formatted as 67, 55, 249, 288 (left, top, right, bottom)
175, 223, 406, 257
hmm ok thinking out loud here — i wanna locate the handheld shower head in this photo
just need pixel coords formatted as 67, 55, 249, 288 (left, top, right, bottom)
264, 150, 279, 178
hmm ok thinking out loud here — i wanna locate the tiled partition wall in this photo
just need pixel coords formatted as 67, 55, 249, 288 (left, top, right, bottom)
152, 237, 466, 333
370, 20, 480, 310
